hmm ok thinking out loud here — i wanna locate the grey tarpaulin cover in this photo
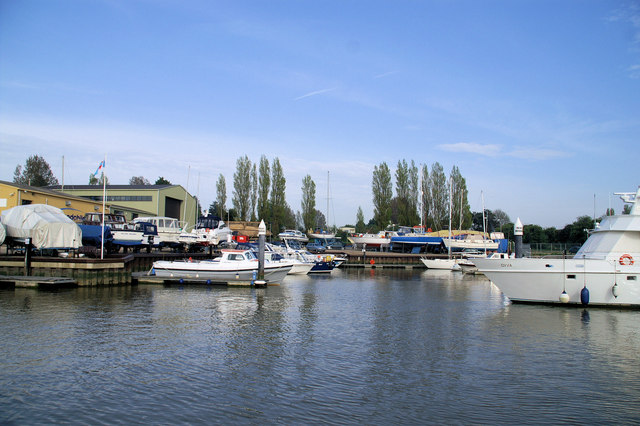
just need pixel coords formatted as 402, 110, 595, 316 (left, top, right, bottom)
1, 204, 82, 249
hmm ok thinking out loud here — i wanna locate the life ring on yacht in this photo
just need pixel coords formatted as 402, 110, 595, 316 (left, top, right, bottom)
619, 254, 634, 266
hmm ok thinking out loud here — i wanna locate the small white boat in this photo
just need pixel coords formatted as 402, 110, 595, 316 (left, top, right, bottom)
420, 258, 459, 270
275, 239, 337, 273
265, 251, 314, 275
152, 249, 292, 283
474, 187, 640, 307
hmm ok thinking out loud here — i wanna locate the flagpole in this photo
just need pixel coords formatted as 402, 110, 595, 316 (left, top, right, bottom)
101, 155, 106, 259
183, 165, 190, 230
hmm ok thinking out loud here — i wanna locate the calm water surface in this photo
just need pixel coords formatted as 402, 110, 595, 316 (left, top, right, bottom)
1, 269, 640, 424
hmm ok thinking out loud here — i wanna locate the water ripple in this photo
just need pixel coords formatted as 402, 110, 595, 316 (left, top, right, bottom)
1, 272, 640, 424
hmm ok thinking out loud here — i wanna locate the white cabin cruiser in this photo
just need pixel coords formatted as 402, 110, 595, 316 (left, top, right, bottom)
179, 215, 233, 247
134, 216, 183, 248
278, 229, 309, 243
348, 230, 397, 249
266, 250, 314, 275
152, 249, 292, 283
474, 187, 640, 307
458, 252, 511, 274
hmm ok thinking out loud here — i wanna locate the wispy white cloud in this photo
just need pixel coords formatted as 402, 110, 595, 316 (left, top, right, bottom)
437, 142, 570, 161
438, 142, 502, 156
607, 2, 640, 43
293, 87, 337, 101
506, 147, 570, 160
372, 71, 398, 79
0, 80, 40, 90
0, 79, 104, 95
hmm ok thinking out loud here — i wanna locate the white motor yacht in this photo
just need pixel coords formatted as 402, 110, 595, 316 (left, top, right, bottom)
474, 187, 640, 307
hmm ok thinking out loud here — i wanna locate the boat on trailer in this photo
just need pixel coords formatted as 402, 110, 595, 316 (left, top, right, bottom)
278, 229, 309, 243
348, 230, 397, 249
474, 187, 640, 307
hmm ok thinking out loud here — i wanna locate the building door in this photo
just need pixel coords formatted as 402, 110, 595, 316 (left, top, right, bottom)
165, 197, 181, 219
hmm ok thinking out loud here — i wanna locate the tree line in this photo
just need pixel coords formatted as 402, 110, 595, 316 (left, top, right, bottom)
369, 160, 473, 233
209, 155, 326, 234
11, 154, 615, 244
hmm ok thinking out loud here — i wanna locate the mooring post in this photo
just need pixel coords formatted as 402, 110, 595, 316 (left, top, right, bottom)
514, 217, 523, 258
24, 237, 32, 276
257, 219, 266, 284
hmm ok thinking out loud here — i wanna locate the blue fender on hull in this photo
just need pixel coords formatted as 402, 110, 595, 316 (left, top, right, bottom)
581, 287, 590, 305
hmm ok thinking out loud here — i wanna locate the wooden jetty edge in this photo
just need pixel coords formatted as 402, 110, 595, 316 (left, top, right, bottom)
0, 276, 77, 288
131, 271, 270, 287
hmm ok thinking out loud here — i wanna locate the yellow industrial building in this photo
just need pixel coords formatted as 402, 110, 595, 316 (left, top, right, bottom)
0, 180, 199, 226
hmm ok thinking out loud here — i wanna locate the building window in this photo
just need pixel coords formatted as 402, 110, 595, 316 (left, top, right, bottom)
86, 195, 153, 202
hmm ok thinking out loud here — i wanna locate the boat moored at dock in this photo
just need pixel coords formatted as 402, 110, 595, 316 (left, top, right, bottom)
474, 187, 640, 307
420, 257, 459, 270
152, 249, 292, 284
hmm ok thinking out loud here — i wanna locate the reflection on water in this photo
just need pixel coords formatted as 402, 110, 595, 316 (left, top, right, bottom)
1, 269, 640, 424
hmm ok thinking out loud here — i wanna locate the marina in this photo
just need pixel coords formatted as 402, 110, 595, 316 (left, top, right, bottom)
3, 0, 639, 422
2, 268, 639, 424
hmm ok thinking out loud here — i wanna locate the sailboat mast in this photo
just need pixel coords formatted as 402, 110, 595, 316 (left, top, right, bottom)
481, 191, 487, 254
448, 177, 452, 259
459, 188, 463, 230
327, 171, 330, 229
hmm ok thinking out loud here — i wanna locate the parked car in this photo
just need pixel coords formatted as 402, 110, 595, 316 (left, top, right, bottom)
306, 241, 326, 253
324, 238, 345, 250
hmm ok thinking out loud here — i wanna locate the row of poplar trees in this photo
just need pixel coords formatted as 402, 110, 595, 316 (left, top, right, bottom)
214, 155, 291, 233
370, 160, 473, 232
215, 155, 327, 234
220, 155, 473, 235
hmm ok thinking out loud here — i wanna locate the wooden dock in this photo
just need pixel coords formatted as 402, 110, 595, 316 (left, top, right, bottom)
131, 271, 269, 287
0, 276, 77, 288
326, 249, 440, 269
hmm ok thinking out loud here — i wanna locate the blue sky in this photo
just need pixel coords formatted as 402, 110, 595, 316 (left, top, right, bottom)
1, 0, 639, 228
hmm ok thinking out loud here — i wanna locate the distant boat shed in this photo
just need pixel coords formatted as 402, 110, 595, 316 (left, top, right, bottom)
0, 180, 115, 220
0, 181, 197, 227
47, 184, 198, 227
